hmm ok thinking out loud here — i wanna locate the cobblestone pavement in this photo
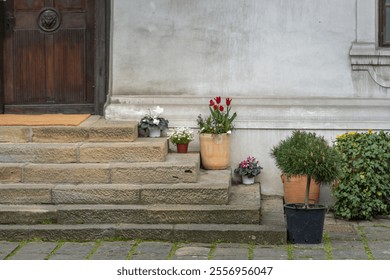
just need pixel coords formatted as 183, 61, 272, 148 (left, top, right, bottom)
1, 216, 390, 260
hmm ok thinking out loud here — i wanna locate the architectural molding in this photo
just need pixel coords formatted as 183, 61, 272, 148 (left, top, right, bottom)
105, 95, 390, 130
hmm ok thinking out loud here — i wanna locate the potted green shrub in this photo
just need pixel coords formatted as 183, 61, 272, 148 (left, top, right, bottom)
234, 156, 263, 185
271, 130, 341, 243
197, 96, 237, 170
138, 106, 169, 137
168, 127, 195, 153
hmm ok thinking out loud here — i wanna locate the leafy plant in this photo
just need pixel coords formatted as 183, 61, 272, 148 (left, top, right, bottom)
197, 96, 237, 134
168, 127, 194, 145
234, 156, 263, 178
271, 131, 341, 207
332, 130, 390, 220
138, 106, 169, 133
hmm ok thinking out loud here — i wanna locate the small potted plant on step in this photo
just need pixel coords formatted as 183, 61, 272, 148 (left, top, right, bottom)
271, 130, 341, 244
234, 156, 263, 185
138, 106, 169, 138
169, 127, 195, 153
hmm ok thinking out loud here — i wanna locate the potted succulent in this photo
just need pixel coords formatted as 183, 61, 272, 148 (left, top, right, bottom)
138, 106, 169, 138
271, 130, 341, 243
168, 127, 195, 153
234, 156, 263, 185
197, 96, 237, 170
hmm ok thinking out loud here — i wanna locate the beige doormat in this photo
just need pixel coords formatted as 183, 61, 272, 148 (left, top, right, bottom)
0, 114, 91, 126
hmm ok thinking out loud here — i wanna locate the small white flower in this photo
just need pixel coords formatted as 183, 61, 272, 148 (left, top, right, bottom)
152, 106, 164, 116
227, 130, 232, 134
153, 119, 160, 125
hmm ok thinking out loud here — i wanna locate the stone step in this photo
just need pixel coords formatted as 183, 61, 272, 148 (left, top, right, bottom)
0, 170, 230, 205
0, 117, 138, 143
0, 223, 286, 245
0, 197, 285, 245
0, 184, 260, 225
0, 138, 168, 163
0, 154, 200, 184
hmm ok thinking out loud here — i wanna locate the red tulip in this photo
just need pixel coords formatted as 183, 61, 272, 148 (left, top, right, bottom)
214, 96, 221, 104
226, 98, 232, 106
209, 99, 215, 106
213, 105, 218, 110
219, 105, 224, 112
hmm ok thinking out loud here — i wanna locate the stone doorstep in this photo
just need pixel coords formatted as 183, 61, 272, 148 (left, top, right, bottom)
0, 117, 138, 143
0, 153, 200, 184
0, 138, 168, 163
0, 184, 260, 225
0, 170, 231, 205
0, 223, 286, 245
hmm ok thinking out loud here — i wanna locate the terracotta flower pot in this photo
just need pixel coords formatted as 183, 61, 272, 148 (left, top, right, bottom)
176, 143, 189, 153
199, 133, 230, 170
281, 174, 320, 204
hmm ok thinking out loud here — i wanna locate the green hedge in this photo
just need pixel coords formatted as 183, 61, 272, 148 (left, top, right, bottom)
333, 130, 390, 220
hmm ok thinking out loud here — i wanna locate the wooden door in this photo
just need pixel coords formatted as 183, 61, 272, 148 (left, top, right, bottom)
2, 0, 97, 114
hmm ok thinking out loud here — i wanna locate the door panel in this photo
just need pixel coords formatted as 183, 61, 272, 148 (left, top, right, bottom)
3, 0, 96, 114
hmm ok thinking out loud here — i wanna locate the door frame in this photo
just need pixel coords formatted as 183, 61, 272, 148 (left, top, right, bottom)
0, 0, 111, 115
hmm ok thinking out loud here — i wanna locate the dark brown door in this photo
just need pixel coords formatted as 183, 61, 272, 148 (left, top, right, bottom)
3, 0, 96, 114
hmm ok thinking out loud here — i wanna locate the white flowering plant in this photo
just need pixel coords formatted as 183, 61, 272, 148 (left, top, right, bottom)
169, 127, 195, 145
138, 106, 169, 133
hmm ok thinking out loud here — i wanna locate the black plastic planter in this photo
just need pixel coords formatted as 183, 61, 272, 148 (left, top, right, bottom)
284, 203, 326, 244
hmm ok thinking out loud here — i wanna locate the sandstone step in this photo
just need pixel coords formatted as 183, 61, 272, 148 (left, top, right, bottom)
0, 197, 285, 244
0, 154, 199, 184
0, 138, 168, 163
0, 223, 286, 245
0, 170, 230, 205
52, 169, 230, 205
56, 184, 260, 225
0, 117, 138, 143
0, 205, 57, 225
0, 184, 260, 225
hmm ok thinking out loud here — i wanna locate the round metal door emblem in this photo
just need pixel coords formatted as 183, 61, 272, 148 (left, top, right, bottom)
38, 8, 61, 33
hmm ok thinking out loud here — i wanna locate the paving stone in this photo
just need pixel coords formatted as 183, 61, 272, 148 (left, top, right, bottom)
362, 226, 390, 241
49, 242, 95, 260
213, 244, 249, 260
292, 249, 327, 260
253, 246, 288, 260
367, 241, 390, 260
0, 241, 19, 259
10, 242, 57, 260
172, 244, 211, 260
90, 241, 135, 260
131, 242, 172, 260
330, 240, 368, 260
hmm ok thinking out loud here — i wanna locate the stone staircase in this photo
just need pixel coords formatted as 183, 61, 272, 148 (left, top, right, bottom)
0, 116, 285, 244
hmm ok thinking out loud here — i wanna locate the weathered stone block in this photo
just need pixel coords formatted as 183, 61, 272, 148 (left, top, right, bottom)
0, 143, 77, 163
79, 139, 168, 163
0, 164, 23, 183
0, 184, 53, 204
23, 163, 111, 184
0, 205, 57, 225
53, 184, 140, 204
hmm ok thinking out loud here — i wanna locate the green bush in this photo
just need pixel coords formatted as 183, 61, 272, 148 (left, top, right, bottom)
333, 130, 390, 220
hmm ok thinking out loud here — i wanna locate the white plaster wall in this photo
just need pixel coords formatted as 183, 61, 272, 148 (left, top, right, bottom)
112, 0, 357, 97
108, 0, 390, 196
